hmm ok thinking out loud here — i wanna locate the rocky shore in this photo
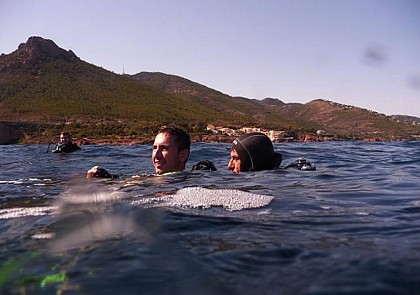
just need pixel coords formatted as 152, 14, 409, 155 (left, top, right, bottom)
18, 134, 237, 146
16, 133, 415, 146
2, 122, 417, 146
0, 123, 25, 144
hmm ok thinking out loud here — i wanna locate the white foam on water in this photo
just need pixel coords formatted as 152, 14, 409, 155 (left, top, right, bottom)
140, 187, 274, 211
0, 185, 126, 220
0, 178, 53, 185
32, 232, 55, 239
0, 180, 24, 184
0, 206, 57, 219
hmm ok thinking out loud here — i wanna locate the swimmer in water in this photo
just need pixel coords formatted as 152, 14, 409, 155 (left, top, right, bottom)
228, 132, 282, 173
151, 125, 191, 175
87, 125, 191, 178
53, 132, 81, 153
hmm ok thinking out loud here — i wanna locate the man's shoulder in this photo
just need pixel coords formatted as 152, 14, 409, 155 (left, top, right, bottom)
54, 142, 81, 153
70, 142, 81, 150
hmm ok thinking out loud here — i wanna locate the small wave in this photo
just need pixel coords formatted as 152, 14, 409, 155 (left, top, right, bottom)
0, 206, 56, 219
0, 180, 25, 184
0, 178, 53, 185
59, 190, 124, 205
31, 232, 55, 239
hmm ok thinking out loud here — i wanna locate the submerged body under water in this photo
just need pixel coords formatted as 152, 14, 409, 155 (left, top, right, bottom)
0, 141, 419, 294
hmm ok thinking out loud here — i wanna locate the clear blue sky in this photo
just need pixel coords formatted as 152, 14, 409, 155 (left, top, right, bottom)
1, 0, 420, 117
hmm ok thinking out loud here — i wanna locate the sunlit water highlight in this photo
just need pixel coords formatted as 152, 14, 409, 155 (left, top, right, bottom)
1, 141, 419, 294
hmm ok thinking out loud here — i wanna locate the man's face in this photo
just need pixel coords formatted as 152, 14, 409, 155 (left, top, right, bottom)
152, 132, 188, 175
228, 149, 241, 173
60, 134, 71, 144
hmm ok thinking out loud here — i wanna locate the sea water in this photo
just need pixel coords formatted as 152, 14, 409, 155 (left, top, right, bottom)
0, 141, 419, 294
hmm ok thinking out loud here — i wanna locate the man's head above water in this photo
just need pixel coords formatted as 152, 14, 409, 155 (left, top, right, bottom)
59, 132, 72, 144
86, 125, 190, 178
228, 132, 282, 173
152, 125, 191, 175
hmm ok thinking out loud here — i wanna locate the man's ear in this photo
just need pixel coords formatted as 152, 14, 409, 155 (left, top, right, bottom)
179, 149, 190, 164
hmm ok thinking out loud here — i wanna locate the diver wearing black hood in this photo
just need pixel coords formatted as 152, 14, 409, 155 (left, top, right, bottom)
229, 132, 282, 173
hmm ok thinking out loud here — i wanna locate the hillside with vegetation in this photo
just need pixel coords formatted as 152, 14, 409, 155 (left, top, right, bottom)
1, 36, 419, 143
131, 72, 420, 140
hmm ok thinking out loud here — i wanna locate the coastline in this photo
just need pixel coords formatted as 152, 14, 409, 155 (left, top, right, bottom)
16, 133, 415, 146
18, 134, 236, 145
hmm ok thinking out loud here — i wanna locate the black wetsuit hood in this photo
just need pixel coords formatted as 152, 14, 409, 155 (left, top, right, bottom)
231, 132, 282, 172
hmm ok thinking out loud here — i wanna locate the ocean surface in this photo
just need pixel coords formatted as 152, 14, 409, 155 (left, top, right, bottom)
1, 141, 419, 294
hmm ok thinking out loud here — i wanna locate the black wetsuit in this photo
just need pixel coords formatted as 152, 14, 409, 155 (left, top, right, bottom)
284, 158, 316, 171
53, 142, 81, 153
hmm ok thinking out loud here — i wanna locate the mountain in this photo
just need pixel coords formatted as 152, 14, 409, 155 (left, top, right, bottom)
130, 72, 279, 125
1, 36, 419, 142
0, 37, 232, 123
130, 72, 420, 137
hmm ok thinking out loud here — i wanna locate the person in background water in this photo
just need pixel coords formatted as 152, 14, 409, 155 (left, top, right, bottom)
228, 132, 282, 173
87, 125, 191, 178
53, 132, 81, 153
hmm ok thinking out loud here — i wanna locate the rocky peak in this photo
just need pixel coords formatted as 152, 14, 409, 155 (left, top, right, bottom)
20, 36, 79, 64
0, 36, 79, 71
261, 97, 285, 106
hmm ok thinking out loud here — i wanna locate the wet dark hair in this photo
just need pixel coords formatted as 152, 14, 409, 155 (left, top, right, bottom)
60, 132, 71, 138
191, 160, 217, 171
232, 132, 282, 172
157, 125, 191, 152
